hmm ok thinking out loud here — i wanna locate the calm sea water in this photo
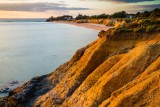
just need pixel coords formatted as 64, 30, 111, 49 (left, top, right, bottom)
0, 20, 98, 95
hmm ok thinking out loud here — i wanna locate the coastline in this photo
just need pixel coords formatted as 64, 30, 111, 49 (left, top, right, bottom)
1, 19, 160, 106
0, 21, 112, 104
1, 8, 160, 107
0, 21, 99, 99
53, 21, 113, 31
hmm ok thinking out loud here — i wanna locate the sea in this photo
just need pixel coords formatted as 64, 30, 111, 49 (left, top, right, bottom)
0, 18, 98, 97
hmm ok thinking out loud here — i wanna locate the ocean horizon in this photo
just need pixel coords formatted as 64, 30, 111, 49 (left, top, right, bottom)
0, 18, 46, 22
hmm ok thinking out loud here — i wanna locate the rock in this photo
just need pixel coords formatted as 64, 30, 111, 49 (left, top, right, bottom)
10, 80, 19, 86
34, 87, 50, 96
0, 87, 11, 93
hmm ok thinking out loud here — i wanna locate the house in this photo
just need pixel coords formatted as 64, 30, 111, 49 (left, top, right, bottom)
126, 14, 136, 18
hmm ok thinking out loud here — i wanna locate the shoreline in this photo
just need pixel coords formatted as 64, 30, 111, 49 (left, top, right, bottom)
1, 18, 160, 106
0, 21, 104, 99
53, 21, 113, 31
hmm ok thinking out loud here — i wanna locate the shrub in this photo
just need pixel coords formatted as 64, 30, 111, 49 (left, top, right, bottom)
146, 25, 157, 33
98, 19, 104, 24
134, 27, 146, 33
157, 27, 160, 32
138, 19, 160, 26
121, 20, 127, 27
98, 30, 106, 38
114, 21, 121, 28
124, 18, 134, 23
76, 20, 87, 23
143, 19, 151, 23
138, 19, 151, 26
127, 22, 139, 29
150, 20, 160, 25
114, 20, 127, 28
114, 28, 133, 34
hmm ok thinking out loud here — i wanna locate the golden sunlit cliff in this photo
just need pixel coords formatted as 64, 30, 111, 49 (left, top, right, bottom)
1, 22, 160, 107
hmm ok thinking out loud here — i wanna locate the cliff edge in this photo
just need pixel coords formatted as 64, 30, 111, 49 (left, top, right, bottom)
1, 20, 160, 107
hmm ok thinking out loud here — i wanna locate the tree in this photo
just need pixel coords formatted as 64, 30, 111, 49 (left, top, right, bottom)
111, 11, 127, 18
75, 14, 89, 20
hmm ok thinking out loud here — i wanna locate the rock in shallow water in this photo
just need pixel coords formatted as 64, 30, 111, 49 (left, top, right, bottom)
9, 80, 19, 86
0, 88, 11, 94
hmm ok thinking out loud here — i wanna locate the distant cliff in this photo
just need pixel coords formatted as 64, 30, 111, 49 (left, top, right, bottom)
1, 19, 160, 107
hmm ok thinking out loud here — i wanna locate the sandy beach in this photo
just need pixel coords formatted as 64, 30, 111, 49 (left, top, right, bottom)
53, 21, 113, 31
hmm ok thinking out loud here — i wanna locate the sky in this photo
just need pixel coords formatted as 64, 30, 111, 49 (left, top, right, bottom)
0, 0, 160, 18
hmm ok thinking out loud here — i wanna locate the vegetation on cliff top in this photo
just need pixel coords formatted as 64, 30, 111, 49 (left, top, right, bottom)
46, 8, 160, 22
46, 8, 160, 31
113, 18, 160, 34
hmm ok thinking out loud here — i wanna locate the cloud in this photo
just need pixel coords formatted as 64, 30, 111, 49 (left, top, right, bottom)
135, 4, 160, 11
121, 4, 160, 13
107, 0, 154, 3
82, 0, 155, 3
139, 3, 160, 9
0, 3, 90, 12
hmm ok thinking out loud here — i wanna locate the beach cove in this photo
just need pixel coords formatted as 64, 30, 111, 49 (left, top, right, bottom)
0, 20, 111, 97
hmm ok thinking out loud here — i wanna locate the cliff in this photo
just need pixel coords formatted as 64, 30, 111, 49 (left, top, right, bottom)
1, 26, 160, 107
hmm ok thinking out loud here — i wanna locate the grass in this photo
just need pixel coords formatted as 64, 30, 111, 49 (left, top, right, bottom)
134, 27, 146, 33
114, 28, 133, 34
113, 18, 160, 34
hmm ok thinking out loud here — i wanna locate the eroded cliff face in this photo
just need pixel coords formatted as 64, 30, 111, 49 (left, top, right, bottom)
1, 29, 160, 107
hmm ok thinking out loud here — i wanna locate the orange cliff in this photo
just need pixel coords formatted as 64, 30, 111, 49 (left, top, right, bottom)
1, 28, 160, 107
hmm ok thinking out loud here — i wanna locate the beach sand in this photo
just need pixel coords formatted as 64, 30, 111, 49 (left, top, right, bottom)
53, 21, 113, 31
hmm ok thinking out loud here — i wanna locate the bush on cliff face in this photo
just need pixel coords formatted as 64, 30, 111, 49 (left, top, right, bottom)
134, 27, 146, 33
114, 19, 160, 34
112, 18, 160, 34
124, 18, 134, 23
136, 19, 160, 26
114, 21, 121, 28
113, 28, 133, 34
146, 25, 159, 33
76, 20, 88, 23
114, 20, 127, 28
98, 30, 106, 38
124, 19, 160, 33
137, 19, 151, 25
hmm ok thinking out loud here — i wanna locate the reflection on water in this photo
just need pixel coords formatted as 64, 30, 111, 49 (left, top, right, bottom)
0, 22, 98, 93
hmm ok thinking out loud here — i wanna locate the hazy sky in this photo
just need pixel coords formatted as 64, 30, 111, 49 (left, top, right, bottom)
0, 0, 160, 18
